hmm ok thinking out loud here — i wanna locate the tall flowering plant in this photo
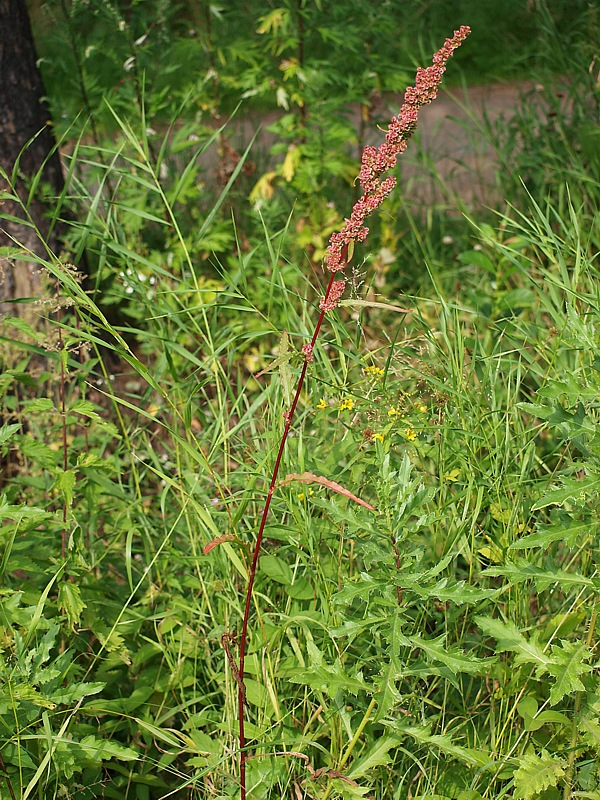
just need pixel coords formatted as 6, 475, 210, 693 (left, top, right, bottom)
232, 26, 471, 798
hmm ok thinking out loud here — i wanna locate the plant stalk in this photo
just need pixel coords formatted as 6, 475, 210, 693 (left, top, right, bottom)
238, 270, 336, 799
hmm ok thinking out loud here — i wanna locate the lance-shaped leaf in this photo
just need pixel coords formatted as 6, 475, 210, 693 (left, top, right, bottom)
408, 633, 494, 676
279, 472, 375, 510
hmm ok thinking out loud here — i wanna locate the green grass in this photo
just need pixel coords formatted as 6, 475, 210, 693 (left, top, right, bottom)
1, 11, 600, 800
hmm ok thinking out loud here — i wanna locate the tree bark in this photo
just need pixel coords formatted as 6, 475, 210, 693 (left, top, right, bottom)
0, 0, 65, 318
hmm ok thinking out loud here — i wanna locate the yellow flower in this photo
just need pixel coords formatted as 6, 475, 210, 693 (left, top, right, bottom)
316, 398, 327, 410
388, 406, 399, 417
373, 432, 385, 443
338, 398, 354, 411
418, 403, 427, 413
403, 427, 417, 442
364, 365, 384, 379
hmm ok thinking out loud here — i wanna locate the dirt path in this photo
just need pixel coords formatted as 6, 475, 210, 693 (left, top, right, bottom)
221, 80, 566, 210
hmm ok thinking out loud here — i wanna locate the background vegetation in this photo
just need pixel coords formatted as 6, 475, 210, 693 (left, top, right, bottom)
0, 1, 599, 798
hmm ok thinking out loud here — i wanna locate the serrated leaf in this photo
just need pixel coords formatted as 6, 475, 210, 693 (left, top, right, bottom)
396, 726, 490, 768
58, 581, 86, 628
19, 438, 59, 470
289, 641, 368, 699
547, 640, 592, 704
513, 750, 565, 799
409, 634, 494, 676
510, 513, 593, 549
0, 422, 21, 446
532, 474, 600, 510
475, 616, 552, 669
408, 577, 496, 605
3, 316, 40, 340
11, 684, 56, 709
483, 560, 593, 591
69, 399, 102, 421
52, 681, 104, 705
22, 398, 55, 414
347, 736, 398, 780
57, 469, 76, 510
333, 573, 386, 605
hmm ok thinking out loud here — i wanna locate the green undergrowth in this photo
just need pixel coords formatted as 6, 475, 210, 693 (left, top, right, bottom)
1, 155, 600, 799
1, 8, 600, 798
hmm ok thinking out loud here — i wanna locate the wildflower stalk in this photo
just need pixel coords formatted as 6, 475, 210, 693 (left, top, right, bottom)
235, 26, 470, 798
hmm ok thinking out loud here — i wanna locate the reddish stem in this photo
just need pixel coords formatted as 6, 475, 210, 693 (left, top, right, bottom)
237, 270, 336, 798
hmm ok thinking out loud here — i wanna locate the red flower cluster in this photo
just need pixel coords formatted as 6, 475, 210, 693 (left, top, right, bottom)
321, 25, 471, 304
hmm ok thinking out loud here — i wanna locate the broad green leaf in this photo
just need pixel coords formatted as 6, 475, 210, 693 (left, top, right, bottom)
0, 422, 21, 446
260, 554, 293, 585
244, 678, 269, 709
78, 735, 138, 763
22, 398, 55, 414
517, 697, 570, 731
287, 577, 314, 600
513, 750, 566, 799
68, 399, 102, 421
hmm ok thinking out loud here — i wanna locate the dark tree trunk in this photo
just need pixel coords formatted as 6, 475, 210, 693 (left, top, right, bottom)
0, 0, 65, 318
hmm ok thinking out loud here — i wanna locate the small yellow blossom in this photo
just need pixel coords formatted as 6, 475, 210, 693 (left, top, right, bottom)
445, 468, 461, 482
373, 432, 385, 443
364, 365, 385, 379
316, 398, 327, 410
403, 427, 417, 442
338, 398, 354, 411
418, 404, 427, 413
388, 406, 399, 417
